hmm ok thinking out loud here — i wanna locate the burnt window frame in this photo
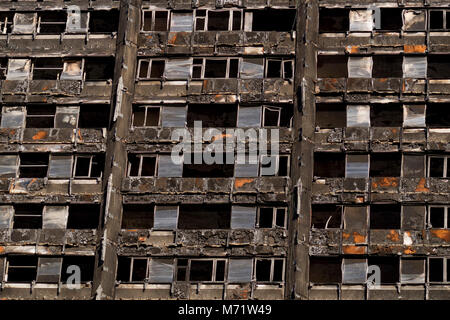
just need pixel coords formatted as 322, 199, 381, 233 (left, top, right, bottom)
176, 258, 228, 283
5, 256, 38, 283
428, 257, 450, 283
132, 105, 162, 127
265, 57, 294, 79
36, 11, 67, 34
254, 258, 285, 283
427, 155, 450, 178
73, 154, 103, 179
137, 58, 166, 80
256, 207, 287, 229
428, 10, 450, 31
0, 12, 13, 34
260, 154, 290, 177
194, 9, 243, 31
192, 57, 240, 79
141, 9, 170, 32
311, 204, 344, 229
31, 58, 64, 80
428, 205, 449, 229
127, 154, 158, 177
18, 153, 49, 178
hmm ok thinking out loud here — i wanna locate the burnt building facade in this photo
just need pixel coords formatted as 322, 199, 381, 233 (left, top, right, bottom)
0, 0, 448, 300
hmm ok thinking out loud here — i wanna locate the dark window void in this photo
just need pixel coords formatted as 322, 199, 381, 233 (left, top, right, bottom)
204, 60, 227, 78
74, 154, 104, 178
429, 207, 445, 228
370, 153, 401, 177
430, 11, 444, 30
311, 204, 342, 229
121, 204, 154, 229
189, 260, 214, 281
208, 11, 229, 31
116, 257, 131, 282
319, 8, 349, 32
315, 103, 346, 128
368, 257, 399, 284
67, 204, 100, 229
370, 204, 401, 229
427, 104, 450, 127
19, 153, 48, 178
79, 105, 110, 128
428, 55, 450, 79
378, 8, 403, 30
38, 11, 66, 34
429, 258, 444, 282
429, 157, 449, 178
251, 9, 296, 32
33, 58, 63, 80
178, 204, 230, 229
13, 204, 43, 229
89, 10, 119, 33
259, 207, 286, 228
314, 153, 345, 177
370, 104, 403, 127
61, 256, 95, 283
263, 105, 293, 127
309, 257, 342, 284
317, 55, 347, 78
7, 256, 38, 282
128, 154, 156, 177
372, 55, 403, 78
187, 104, 237, 127
183, 157, 234, 178
85, 57, 115, 81
26, 105, 56, 128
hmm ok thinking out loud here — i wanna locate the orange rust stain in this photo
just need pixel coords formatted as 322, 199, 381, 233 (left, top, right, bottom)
355, 196, 364, 203
378, 78, 387, 83
386, 230, 400, 242
415, 178, 429, 193
77, 129, 83, 141
353, 232, 365, 244
146, 35, 153, 39
9, 129, 15, 135
343, 245, 366, 254
404, 247, 416, 255
346, 46, 359, 54
212, 133, 233, 142
138, 236, 146, 242
168, 34, 177, 44
235, 178, 254, 188
32, 131, 48, 140
342, 232, 350, 240
391, 128, 397, 134
0, 246, 4, 254
404, 44, 426, 53
126, 229, 138, 232
431, 229, 450, 242
42, 86, 49, 91
372, 177, 399, 189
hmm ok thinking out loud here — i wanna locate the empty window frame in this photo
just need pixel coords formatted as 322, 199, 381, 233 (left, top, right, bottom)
25, 105, 56, 128
117, 257, 174, 283
309, 257, 342, 284
67, 204, 100, 229
187, 104, 237, 127
262, 105, 293, 127
317, 55, 348, 78
265, 58, 294, 79
250, 9, 296, 32
184, 155, 234, 178
194, 9, 242, 31
142, 10, 169, 31
177, 259, 227, 282
429, 10, 450, 30
370, 153, 401, 177
311, 204, 342, 229
137, 59, 165, 79
13, 204, 43, 229
0, 58, 7, 80
88, 10, 120, 33
257, 207, 287, 228
377, 8, 403, 31
427, 55, 450, 79
121, 204, 154, 229
32, 58, 63, 80
372, 55, 403, 78
370, 204, 401, 229
127, 154, 157, 177
367, 256, 399, 284
428, 155, 450, 178
6, 256, 38, 282
132, 106, 161, 127
428, 206, 450, 229
255, 258, 284, 282
315, 103, 346, 129
427, 104, 450, 127
73, 154, 103, 178
19, 153, 48, 178
84, 57, 115, 81
37, 11, 66, 34
60, 256, 95, 283
192, 58, 239, 79
260, 155, 290, 176
429, 257, 450, 283
370, 104, 403, 127
319, 8, 349, 33
0, 12, 13, 34
313, 153, 345, 177
178, 204, 230, 229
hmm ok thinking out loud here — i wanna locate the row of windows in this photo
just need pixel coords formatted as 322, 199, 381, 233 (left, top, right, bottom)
0, 10, 119, 34
141, 8, 296, 32
127, 154, 290, 178
311, 257, 450, 284
314, 153, 450, 178
0, 204, 99, 229
0, 153, 104, 179
0, 58, 115, 81
317, 55, 450, 79
320, 8, 450, 32
122, 204, 287, 230
0, 105, 109, 129
312, 204, 450, 230
137, 57, 294, 80
316, 103, 450, 129
132, 104, 292, 128
117, 257, 285, 284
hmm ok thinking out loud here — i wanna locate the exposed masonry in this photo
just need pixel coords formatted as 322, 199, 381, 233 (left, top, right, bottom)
0, 0, 448, 301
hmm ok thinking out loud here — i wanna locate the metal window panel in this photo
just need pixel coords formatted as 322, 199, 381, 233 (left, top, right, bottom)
260, 156, 277, 176
0, 155, 18, 178
36, 257, 62, 283
228, 259, 253, 282
1, 107, 26, 128
346, 155, 369, 178
12, 13, 36, 34
154, 206, 178, 230
343, 258, 367, 284
6, 59, 31, 80
54, 106, 79, 128
66, 6, 88, 33
349, 10, 373, 31
157, 155, 183, 177
344, 206, 368, 230
348, 57, 372, 78
170, 12, 193, 32
48, 155, 72, 178
403, 10, 426, 31
401, 259, 425, 283
403, 56, 427, 78
240, 58, 264, 79
148, 259, 174, 283
43, 206, 69, 229
234, 157, 259, 177
403, 105, 426, 127
402, 155, 425, 177
161, 106, 186, 127
347, 105, 370, 127
237, 106, 261, 127
231, 206, 256, 229
0, 206, 14, 228
60, 60, 83, 80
